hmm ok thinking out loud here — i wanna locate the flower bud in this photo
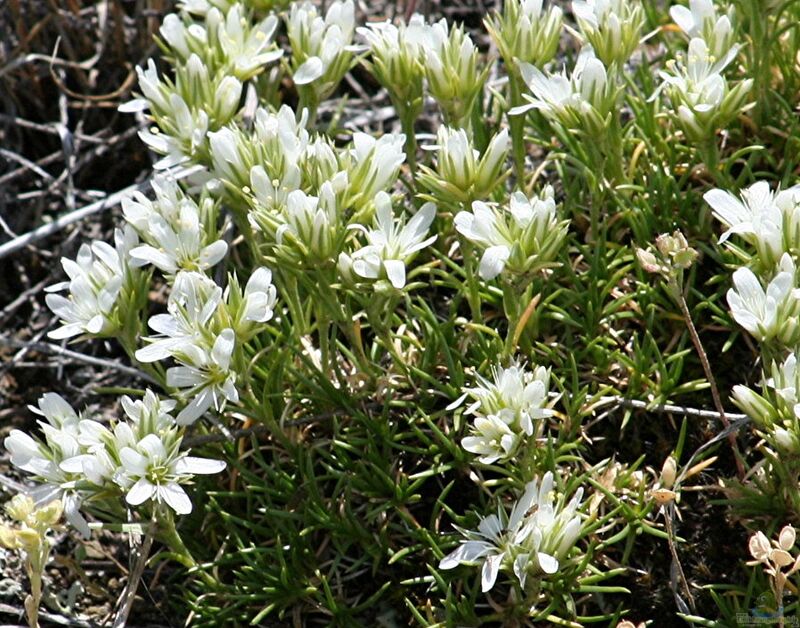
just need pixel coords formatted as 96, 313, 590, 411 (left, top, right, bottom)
5, 494, 35, 522
573, 0, 645, 67
0, 525, 20, 550
660, 456, 678, 489
34, 500, 64, 527
732, 385, 777, 426
636, 248, 662, 274
773, 427, 797, 453
15, 529, 41, 553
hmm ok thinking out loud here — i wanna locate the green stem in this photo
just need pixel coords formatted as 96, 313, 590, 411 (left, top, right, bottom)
399, 107, 418, 192
157, 510, 216, 588
602, 117, 627, 189
282, 272, 309, 336
502, 279, 522, 359
460, 241, 483, 323
508, 71, 527, 187
749, 0, 770, 128
699, 135, 724, 187
25, 571, 41, 628
298, 87, 319, 128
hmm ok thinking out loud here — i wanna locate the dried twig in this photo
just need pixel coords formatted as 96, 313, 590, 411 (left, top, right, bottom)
0, 337, 157, 385
0, 182, 146, 260
112, 523, 155, 628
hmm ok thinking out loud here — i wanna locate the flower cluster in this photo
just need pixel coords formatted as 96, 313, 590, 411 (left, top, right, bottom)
357, 15, 429, 123
136, 269, 276, 423
706, 181, 800, 274
657, 37, 751, 142
572, 0, 645, 67
208, 106, 409, 267
450, 362, 555, 464
670, 0, 735, 61
513, 50, 620, 138
45, 227, 141, 340
123, 175, 228, 274
424, 19, 486, 126
455, 187, 567, 281
418, 126, 510, 207
440, 472, 584, 591
160, 4, 283, 80
4, 391, 226, 535
484, 0, 563, 73
339, 193, 437, 290
121, 56, 242, 168
287, 0, 358, 106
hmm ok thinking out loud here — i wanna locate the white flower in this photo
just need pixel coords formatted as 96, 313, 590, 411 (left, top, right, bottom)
217, 6, 283, 79
123, 176, 183, 230
657, 37, 751, 142
705, 181, 782, 256
128, 199, 227, 274
120, 390, 178, 435
254, 105, 310, 162
119, 59, 170, 115
136, 271, 222, 363
166, 328, 239, 425
345, 193, 436, 289
514, 51, 617, 136
454, 188, 564, 280
768, 353, 799, 407
485, 0, 563, 70
572, 0, 645, 66
275, 184, 341, 263
344, 133, 406, 213
241, 267, 277, 323
461, 411, 522, 464
727, 254, 800, 344
670, 0, 734, 60
440, 472, 585, 591
118, 433, 226, 514
419, 127, 509, 204
45, 227, 137, 339
287, 0, 358, 98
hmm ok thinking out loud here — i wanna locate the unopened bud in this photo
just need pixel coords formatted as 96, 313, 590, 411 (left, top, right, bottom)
5, 494, 34, 523
774, 427, 797, 452
636, 248, 662, 274
34, 500, 63, 527
660, 456, 678, 489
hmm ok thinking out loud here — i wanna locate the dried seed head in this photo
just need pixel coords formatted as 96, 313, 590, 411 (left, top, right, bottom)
749, 531, 772, 563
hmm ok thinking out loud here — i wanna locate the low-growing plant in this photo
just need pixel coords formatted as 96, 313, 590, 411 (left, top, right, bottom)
6, 0, 800, 624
